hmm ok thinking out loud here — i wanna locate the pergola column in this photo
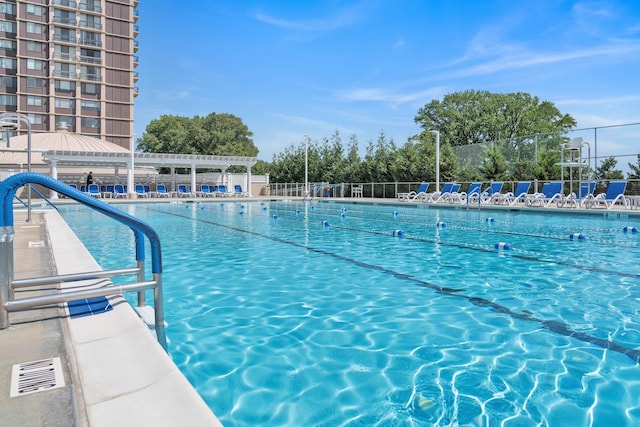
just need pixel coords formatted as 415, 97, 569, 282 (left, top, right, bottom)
246, 166, 252, 196
190, 164, 197, 194
127, 158, 135, 198
49, 159, 59, 199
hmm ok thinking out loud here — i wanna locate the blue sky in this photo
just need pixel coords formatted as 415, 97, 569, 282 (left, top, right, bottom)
134, 0, 640, 162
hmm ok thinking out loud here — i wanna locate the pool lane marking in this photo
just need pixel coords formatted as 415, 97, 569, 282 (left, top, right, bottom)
235, 206, 640, 280
146, 206, 640, 365
273, 205, 640, 250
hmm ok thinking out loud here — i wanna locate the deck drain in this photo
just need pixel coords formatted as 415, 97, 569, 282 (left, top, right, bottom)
10, 357, 65, 397
28, 240, 45, 248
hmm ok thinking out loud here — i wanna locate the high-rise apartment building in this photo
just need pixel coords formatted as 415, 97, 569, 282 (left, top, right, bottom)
0, 0, 138, 149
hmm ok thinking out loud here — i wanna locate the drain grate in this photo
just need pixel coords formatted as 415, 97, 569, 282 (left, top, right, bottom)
28, 240, 45, 248
10, 357, 65, 397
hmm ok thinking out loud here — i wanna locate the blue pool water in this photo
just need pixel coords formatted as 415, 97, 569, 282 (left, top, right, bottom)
59, 201, 640, 426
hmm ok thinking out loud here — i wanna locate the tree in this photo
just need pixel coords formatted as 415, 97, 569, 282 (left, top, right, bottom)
478, 144, 509, 181
414, 90, 576, 146
137, 113, 257, 157
595, 157, 624, 191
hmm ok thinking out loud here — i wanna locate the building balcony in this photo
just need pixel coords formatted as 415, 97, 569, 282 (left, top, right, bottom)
133, 25, 139, 36
79, 73, 101, 82
134, 9, 139, 22
53, 52, 76, 61
53, 34, 77, 43
78, 2, 102, 13
133, 71, 139, 82
53, 70, 76, 79
133, 86, 139, 97
80, 55, 101, 65
133, 39, 139, 52
53, 16, 77, 26
133, 55, 139, 66
53, 0, 77, 8
79, 38, 102, 47
79, 20, 102, 31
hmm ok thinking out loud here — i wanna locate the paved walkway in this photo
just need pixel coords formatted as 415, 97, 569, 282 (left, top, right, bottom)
0, 210, 86, 426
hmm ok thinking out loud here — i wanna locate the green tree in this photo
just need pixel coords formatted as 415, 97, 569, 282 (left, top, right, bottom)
478, 144, 508, 180
595, 157, 624, 192
414, 90, 576, 146
137, 113, 257, 157
627, 154, 640, 195
531, 148, 561, 181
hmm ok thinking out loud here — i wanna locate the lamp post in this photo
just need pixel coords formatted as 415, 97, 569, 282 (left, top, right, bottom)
304, 135, 309, 195
0, 113, 32, 222
429, 130, 440, 192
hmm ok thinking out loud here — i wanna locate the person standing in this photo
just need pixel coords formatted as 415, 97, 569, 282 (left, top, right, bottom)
86, 171, 93, 186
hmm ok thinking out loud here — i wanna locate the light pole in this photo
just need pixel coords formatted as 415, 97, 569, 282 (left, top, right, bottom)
0, 113, 32, 222
430, 130, 440, 192
304, 135, 309, 195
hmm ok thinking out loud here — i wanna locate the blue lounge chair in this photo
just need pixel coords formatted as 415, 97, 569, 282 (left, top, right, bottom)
583, 181, 628, 210
173, 184, 190, 197
491, 181, 531, 205
479, 182, 504, 204
434, 183, 462, 203
234, 184, 249, 197
217, 185, 231, 197
135, 184, 149, 198
398, 182, 429, 201
453, 182, 482, 204
155, 184, 170, 198
113, 184, 127, 198
87, 184, 101, 198
561, 181, 595, 208
525, 182, 563, 207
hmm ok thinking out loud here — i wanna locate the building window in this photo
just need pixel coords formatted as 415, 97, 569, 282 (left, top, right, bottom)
0, 3, 16, 14
54, 62, 76, 78
54, 27, 76, 43
27, 77, 45, 88
0, 57, 16, 69
81, 100, 100, 111
27, 41, 45, 52
55, 98, 75, 109
54, 44, 77, 61
0, 76, 16, 87
81, 82, 99, 95
27, 95, 44, 106
80, 31, 101, 47
53, 9, 76, 25
55, 116, 74, 130
0, 94, 17, 106
27, 113, 44, 125
27, 58, 45, 70
26, 4, 44, 16
0, 38, 16, 50
54, 80, 75, 92
80, 65, 100, 81
81, 117, 99, 129
26, 22, 43, 35
0, 20, 17, 33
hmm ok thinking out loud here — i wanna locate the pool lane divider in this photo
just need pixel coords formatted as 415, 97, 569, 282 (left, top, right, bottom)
145, 205, 640, 365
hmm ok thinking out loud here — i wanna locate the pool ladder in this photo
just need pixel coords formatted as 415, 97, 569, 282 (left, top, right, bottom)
0, 172, 167, 349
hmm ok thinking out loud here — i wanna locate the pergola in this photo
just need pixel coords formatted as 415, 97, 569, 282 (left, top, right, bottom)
0, 131, 258, 198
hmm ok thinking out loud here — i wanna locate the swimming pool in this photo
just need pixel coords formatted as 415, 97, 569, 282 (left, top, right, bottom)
59, 200, 640, 426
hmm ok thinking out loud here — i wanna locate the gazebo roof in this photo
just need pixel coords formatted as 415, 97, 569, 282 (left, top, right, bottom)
0, 131, 257, 170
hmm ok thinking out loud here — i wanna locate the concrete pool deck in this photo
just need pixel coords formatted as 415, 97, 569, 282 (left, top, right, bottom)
1, 195, 637, 425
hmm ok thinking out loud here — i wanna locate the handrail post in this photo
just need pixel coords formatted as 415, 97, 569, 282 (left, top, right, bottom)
136, 259, 146, 307
0, 226, 15, 329
153, 273, 167, 349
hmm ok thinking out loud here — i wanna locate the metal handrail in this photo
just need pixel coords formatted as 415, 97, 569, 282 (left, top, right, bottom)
0, 172, 166, 349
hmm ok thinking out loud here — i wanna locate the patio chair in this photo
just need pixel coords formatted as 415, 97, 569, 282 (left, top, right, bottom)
172, 184, 190, 197
87, 184, 101, 198
135, 184, 149, 198
113, 184, 127, 198
525, 182, 563, 207
478, 182, 504, 204
492, 181, 531, 205
398, 182, 429, 201
234, 185, 249, 197
433, 183, 462, 203
217, 185, 231, 197
452, 182, 482, 204
561, 181, 596, 208
583, 181, 629, 210
155, 184, 170, 198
